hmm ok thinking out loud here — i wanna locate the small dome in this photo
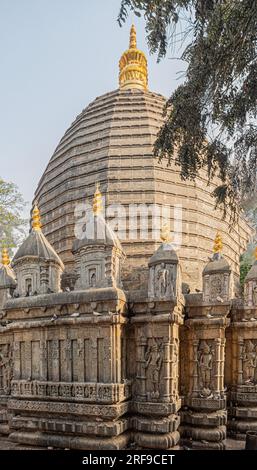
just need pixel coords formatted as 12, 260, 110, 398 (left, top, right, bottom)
13, 230, 64, 268
245, 260, 257, 281
0, 264, 16, 288
149, 243, 178, 266
73, 214, 122, 252
203, 252, 230, 275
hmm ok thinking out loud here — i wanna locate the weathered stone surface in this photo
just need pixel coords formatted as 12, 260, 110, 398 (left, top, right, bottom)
0, 30, 255, 452
33, 86, 251, 292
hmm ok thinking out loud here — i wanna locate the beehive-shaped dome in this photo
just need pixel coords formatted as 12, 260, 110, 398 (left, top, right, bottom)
34, 27, 252, 291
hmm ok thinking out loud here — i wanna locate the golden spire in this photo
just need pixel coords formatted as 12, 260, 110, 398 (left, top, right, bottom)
93, 183, 103, 215
119, 24, 148, 91
32, 202, 42, 231
1, 247, 10, 266
130, 23, 137, 48
213, 232, 223, 254
254, 246, 257, 261
160, 222, 171, 243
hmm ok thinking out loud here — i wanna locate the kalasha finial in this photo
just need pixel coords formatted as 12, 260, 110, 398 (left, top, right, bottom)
119, 24, 148, 90
32, 201, 42, 231
213, 232, 223, 254
129, 24, 137, 49
1, 247, 10, 266
93, 183, 103, 215
160, 222, 171, 243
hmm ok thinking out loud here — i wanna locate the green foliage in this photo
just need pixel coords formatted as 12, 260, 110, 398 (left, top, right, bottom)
0, 177, 27, 252
240, 261, 252, 286
118, 1, 257, 217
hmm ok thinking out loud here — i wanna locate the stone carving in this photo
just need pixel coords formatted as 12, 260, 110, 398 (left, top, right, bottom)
144, 339, 163, 400
157, 263, 170, 297
210, 275, 222, 298
198, 340, 214, 398
253, 286, 257, 306
10, 380, 131, 404
202, 253, 231, 303
242, 340, 257, 384
0, 344, 13, 395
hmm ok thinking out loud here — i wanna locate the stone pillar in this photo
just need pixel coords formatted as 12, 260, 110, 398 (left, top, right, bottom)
180, 300, 230, 450
227, 304, 257, 439
131, 299, 184, 450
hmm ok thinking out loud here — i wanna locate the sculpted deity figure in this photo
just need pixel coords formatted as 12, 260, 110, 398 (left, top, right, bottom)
198, 341, 213, 396
243, 340, 257, 384
0, 344, 12, 394
144, 340, 163, 399
157, 263, 173, 297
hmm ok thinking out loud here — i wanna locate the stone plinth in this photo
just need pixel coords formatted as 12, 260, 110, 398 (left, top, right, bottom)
0, 288, 130, 449
180, 295, 230, 449
129, 294, 184, 449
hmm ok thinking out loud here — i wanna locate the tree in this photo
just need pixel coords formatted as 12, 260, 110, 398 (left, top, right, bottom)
118, 1, 257, 217
0, 178, 27, 252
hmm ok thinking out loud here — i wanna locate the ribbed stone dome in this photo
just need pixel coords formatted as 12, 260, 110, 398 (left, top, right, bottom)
13, 229, 64, 269
34, 87, 252, 290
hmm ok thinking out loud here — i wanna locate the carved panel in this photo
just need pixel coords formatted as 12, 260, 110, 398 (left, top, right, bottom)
144, 338, 164, 400
242, 339, 257, 385
10, 380, 131, 404
0, 343, 12, 395
197, 340, 215, 398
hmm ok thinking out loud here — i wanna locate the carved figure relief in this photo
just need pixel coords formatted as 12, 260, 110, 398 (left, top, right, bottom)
210, 275, 222, 298
242, 340, 257, 384
0, 344, 13, 395
144, 339, 163, 400
253, 286, 257, 306
198, 340, 214, 398
153, 263, 175, 299
157, 263, 169, 297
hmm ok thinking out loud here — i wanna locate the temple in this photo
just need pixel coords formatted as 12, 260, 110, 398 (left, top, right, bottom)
0, 26, 256, 450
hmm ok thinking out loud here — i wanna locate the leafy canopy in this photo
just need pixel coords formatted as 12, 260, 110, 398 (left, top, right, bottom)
0, 177, 26, 252
118, 1, 257, 217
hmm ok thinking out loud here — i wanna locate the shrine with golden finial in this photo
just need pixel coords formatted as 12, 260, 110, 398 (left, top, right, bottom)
119, 24, 148, 90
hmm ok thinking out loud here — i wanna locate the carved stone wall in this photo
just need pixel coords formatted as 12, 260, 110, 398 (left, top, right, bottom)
226, 304, 257, 438
13, 260, 62, 297
130, 296, 184, 449
180, 298, 230, 450
0, 289, 130, 449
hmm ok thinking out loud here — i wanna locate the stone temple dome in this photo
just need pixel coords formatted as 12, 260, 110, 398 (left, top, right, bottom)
34, 25, 252, 292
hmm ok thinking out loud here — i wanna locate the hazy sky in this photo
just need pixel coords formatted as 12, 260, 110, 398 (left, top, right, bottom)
0, 0, 185, 219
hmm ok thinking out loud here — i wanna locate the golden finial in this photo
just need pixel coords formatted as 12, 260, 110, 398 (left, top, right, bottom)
254, 246, 257, 260
32, 202, 42, 231
93, 183, 103, 215
213, 232, 223, 254
160, 222, 171, 243
119, 24, 148, 90
129, 24, 137, 49
1, 247, 10, 266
